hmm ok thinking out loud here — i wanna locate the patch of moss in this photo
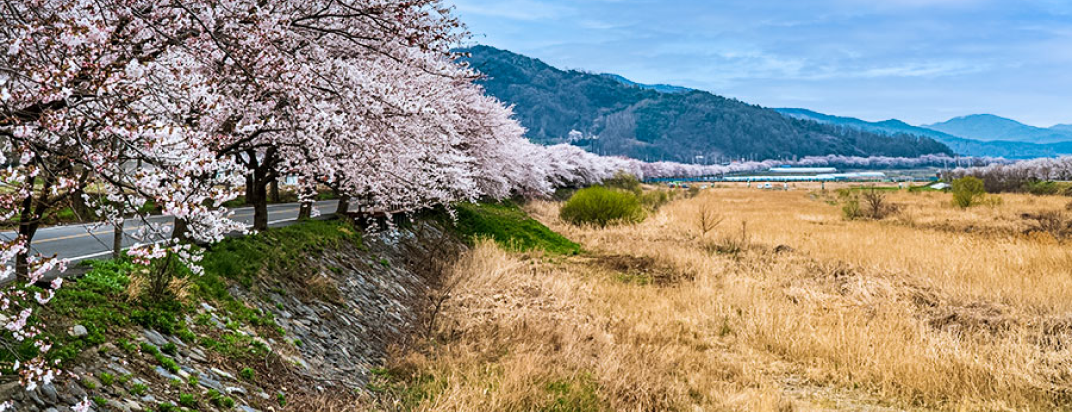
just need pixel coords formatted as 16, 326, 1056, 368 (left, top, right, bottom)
449, 202, 581, 255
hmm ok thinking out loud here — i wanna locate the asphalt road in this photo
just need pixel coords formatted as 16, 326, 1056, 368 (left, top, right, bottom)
0, 200, 345, 265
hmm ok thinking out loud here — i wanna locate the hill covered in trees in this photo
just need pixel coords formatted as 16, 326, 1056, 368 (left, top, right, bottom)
461, 46, 952, 162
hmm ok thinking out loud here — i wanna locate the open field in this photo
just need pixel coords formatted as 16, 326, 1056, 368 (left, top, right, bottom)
377, 187, 1072, 411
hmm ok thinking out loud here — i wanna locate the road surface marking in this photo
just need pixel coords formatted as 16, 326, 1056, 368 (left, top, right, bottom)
67, 238, 170, 263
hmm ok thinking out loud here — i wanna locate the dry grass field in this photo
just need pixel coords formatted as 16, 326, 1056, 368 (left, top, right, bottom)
378, 187, 1072, 411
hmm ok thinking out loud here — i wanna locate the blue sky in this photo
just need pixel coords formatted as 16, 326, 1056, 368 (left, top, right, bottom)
449, 0, 1072, 127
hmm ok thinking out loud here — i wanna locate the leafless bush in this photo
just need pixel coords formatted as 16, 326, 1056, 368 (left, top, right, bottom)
695, 202, 724, 238
1022, 210, 1072, 239
861, 188, 899, 219
704, 220, 750, 257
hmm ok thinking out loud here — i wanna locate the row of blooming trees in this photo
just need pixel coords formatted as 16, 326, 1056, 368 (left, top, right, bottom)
0, 0, 1018, 404
947, 156, 1072, 192
0, 0, 620, 406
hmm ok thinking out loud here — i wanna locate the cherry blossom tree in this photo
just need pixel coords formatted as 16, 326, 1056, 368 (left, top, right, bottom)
0, 0, 244, 401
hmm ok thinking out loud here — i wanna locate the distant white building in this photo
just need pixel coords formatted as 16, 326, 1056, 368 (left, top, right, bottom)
768, 167, 838, 174
930, 182, 951, 190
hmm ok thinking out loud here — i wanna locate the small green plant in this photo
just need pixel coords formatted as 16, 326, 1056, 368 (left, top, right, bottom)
276, 392, 287, 407
99, 372, 115, 386
158, 354, 180, 373
130, 383, 148, 396
177, 327, 196, 342
158, 402, 176, 412
221, 396, 236, 408
161, 342, 178, 356
178, 393, 197, 408
952, 176, 986, 208
292, 338, 303, 347
93, 396, 107, 407
118, 374, 132, 384
838, 190, 863, 220
140, 342, 160, 355
187, 375, 199, 386
240, 367, 256, 381
169, 378, 183, 387
560, 186, 645, 227
81, 378, 98, 390
118, 338, 138, 353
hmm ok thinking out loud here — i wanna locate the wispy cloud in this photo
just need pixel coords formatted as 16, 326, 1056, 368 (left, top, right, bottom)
448, 0, 1072, 126
451, 0, 573, 21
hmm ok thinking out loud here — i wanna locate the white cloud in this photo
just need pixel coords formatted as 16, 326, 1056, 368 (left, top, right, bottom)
451, 0, 573, 21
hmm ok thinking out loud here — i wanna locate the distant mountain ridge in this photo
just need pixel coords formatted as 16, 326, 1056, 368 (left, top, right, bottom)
925, 114, 1072, 144
599, 74, 693, 94
777, 108, 1072, 158
460, 45, 952, 162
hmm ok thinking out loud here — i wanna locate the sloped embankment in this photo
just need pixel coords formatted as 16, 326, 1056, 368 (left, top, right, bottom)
2, 217, 463, 412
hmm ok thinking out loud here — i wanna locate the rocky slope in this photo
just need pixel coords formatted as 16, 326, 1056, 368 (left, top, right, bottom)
2, 218, 462, 412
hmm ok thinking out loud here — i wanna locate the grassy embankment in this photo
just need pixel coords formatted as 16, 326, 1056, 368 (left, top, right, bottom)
2, 219, 362, 411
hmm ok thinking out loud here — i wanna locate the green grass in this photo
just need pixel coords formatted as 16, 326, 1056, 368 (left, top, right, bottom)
542, 374, 604, 412
449, 202, 580, 255
45, 259, 186, 364
366, 367, 449, 409
200, 219, 362, 291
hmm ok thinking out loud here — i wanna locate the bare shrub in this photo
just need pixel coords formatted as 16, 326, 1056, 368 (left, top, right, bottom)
705, 220, 750, 257
694, 202, 724, 238
1022, 210, 1072, 239
861, 188, 898, 219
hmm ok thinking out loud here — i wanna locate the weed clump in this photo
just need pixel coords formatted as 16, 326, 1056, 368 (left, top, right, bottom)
952, 177, 987, 208
560, 186, 645, 228
839, 187, 898, 220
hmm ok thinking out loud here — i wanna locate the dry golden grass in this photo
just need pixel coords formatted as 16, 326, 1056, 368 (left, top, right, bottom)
376, 188, 1072, 411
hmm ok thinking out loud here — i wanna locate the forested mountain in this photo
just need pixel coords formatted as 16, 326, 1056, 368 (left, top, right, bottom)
778, 108, 1072, 158
925, 114, 1072, 144
460, 46, 952, 162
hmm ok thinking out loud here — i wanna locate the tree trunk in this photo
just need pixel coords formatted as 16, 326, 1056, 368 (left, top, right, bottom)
336, 195, 350, 216
70, 188, 92, 222
270, 178, 281, 203
112, 219, 124, 260
298, 201, 312, 221
250, 173, 270, 231
245, 174, 255, 205
172, 217, 190, 243
15, 196, 39, 281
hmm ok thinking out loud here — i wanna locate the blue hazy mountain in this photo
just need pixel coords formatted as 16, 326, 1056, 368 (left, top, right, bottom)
777, 108, 1072, 158
924, 114, 1072, 144
599, 74, 692, 94
459, 45, 951, 162
1053, 124, 1072, 133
